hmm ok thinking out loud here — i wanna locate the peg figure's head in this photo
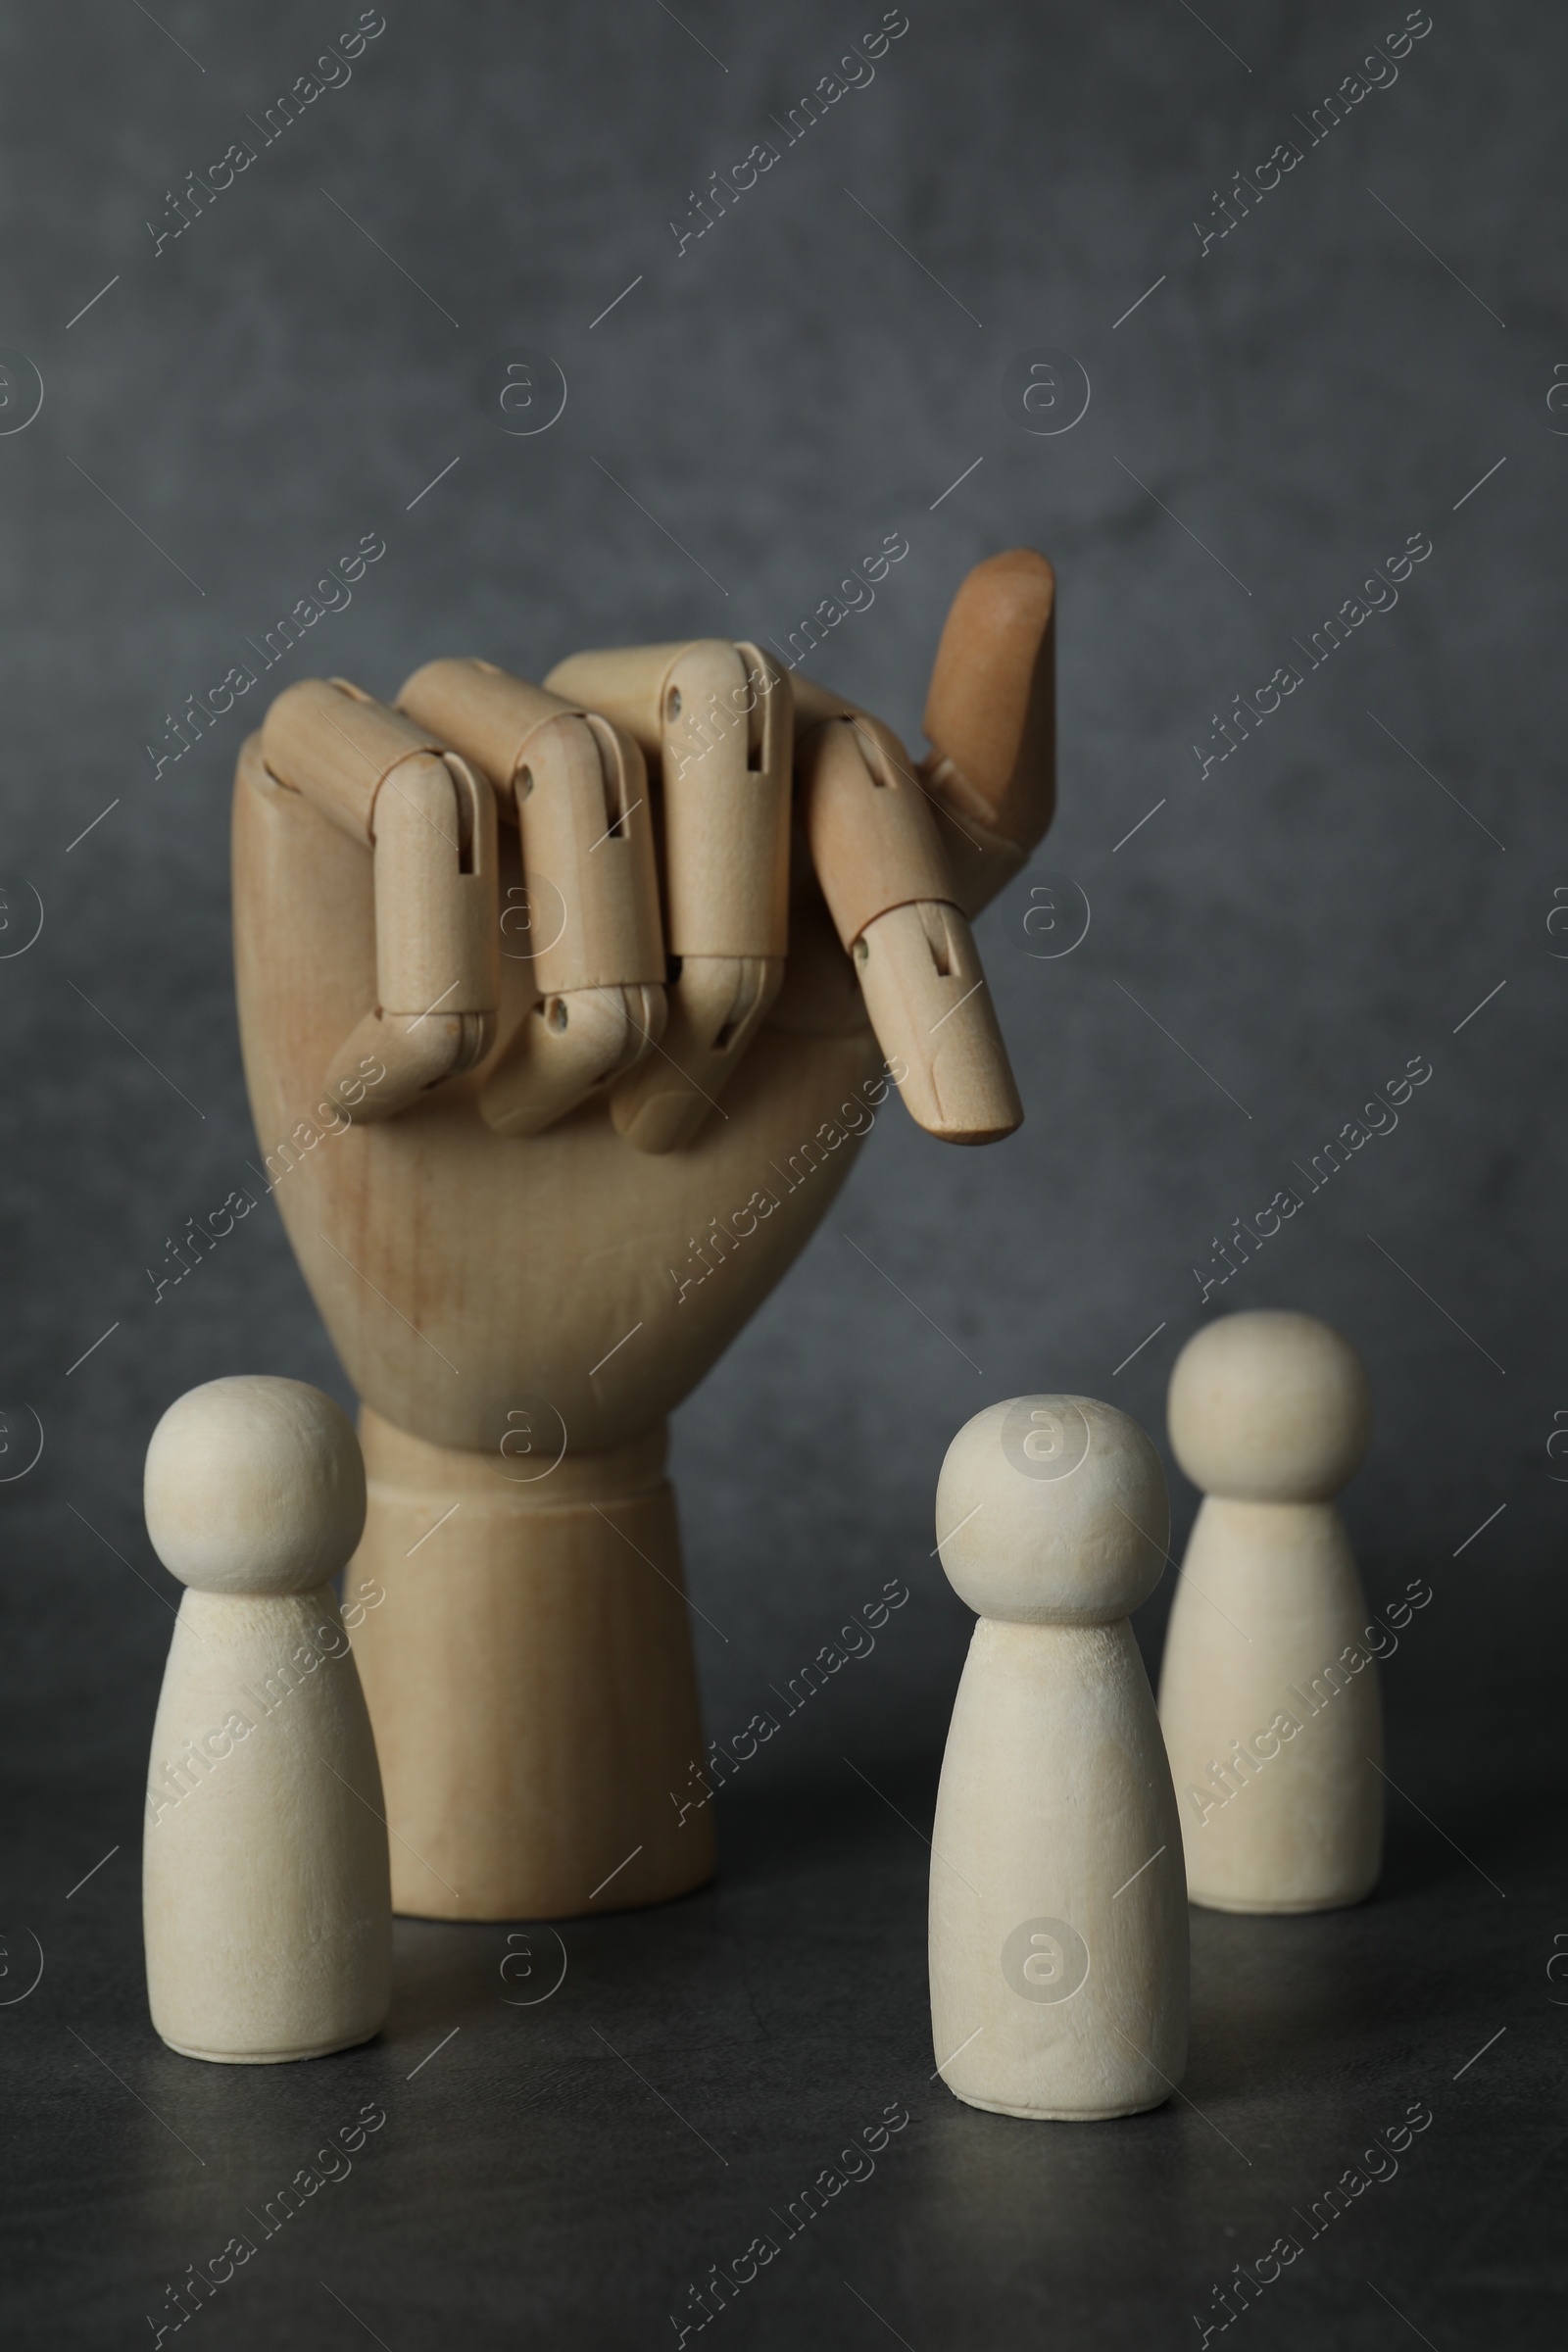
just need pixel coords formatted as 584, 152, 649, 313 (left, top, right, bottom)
1167, 1310, 1371, 1503
934, 1395, 1168, 1624
144, 1375, 367, 1595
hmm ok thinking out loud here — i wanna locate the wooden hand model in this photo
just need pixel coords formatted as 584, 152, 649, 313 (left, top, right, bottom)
231, 550, 1056, 1921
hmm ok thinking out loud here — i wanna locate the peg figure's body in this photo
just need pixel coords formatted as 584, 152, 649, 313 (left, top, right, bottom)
1157, 1311, 1383, 1914
929, 1396, 1188, 2121
142, 1377, 392, 2063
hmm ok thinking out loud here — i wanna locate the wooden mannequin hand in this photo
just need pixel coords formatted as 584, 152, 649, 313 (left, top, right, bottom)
231, 551, 1055, 1463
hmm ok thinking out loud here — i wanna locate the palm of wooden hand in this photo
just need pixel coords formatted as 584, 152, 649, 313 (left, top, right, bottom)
236, 801, 883, 1458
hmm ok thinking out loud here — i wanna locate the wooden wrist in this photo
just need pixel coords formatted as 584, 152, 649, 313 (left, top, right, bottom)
347, 1406, 714, 1920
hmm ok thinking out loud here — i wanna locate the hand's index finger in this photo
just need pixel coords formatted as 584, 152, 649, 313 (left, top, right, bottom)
785, 671, 858, 735
800, 716, 1022, 1147
805, 713, 953, 946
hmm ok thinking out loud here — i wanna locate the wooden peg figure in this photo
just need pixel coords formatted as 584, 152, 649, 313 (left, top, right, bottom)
1157, 1310, 1382, 1913
929, 1396, 1188, 2120
142, 1377, 392, 2063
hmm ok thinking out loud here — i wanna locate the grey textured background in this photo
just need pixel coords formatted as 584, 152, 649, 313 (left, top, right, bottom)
2, 2, 1563, 2344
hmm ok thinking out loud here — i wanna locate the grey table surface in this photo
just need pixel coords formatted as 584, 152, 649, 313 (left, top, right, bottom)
2, 0, 1564, 2341
6, 1733, 1564, 2348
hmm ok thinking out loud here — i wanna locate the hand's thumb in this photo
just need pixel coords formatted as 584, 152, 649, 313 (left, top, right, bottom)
920, 549, 1055, 855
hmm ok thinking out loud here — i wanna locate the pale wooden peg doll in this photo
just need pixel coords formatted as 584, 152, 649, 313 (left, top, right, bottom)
142, 1377, 391, 2062
930, 1395, 1188, 2120
1157, 1310, 1383, 1913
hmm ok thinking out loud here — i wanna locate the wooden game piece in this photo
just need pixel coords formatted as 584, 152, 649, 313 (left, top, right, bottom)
544, 639, 794, 1152
797, 715, 1021, 1143
929, 1396, 1188, 2121
141, 1377, 391, 2063
260, 678, 500, 1120
1157, 1310, 1382, 1913
396, 660, 667, 1137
